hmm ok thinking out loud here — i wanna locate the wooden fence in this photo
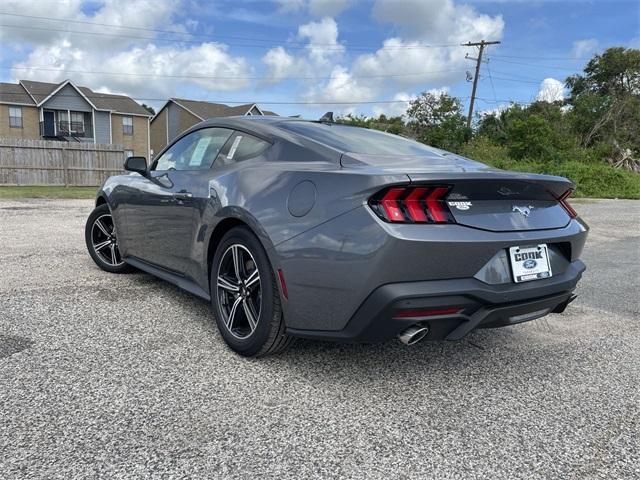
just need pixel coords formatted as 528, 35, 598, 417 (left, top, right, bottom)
0, 138, 126, 186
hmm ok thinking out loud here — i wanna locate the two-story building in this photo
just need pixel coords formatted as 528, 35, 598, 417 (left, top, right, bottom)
150, 98, 276, 157
0, 79, 152, 158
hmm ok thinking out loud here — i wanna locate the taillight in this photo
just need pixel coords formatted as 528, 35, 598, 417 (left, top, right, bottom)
557, 189, 577, 218
369, 185, 455, 224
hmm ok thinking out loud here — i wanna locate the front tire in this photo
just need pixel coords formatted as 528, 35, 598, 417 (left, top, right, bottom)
211, 226, 292, 357
85, 204, 131, 274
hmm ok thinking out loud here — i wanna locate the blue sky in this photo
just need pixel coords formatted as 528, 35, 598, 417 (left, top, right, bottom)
1, 0, 638, 118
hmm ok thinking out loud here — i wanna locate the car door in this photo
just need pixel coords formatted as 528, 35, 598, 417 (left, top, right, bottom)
125, 127, 234, 274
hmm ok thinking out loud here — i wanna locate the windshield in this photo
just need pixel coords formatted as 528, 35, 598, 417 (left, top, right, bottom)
277, 121, 438, 156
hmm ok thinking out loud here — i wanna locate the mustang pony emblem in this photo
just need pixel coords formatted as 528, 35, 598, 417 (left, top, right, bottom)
512, 205, 534, 217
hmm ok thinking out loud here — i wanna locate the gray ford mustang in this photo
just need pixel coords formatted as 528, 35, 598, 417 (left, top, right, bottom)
85, 115, 588, 356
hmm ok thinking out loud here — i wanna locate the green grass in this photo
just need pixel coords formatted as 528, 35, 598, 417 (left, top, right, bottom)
2, 155, 639, 200
485, 159, 640, 199
0, 186, 98, 199
461, 139, 640, 199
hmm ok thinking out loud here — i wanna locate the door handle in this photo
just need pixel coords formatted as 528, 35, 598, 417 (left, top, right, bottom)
173, 190, 193, 201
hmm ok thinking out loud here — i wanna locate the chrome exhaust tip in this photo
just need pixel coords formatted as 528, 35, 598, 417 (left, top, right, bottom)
398, 325, 429, 346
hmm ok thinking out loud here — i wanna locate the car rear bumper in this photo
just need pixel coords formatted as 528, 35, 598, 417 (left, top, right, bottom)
286, 259, 585, 343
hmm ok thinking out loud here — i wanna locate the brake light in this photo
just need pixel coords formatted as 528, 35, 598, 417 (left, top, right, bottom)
557, 189, 577, 218
369, 185, 455, 223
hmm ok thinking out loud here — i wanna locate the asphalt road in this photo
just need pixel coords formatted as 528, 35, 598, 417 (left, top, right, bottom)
0, 198, 638, 479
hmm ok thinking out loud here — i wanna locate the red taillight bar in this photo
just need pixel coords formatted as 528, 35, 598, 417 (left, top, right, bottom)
380, 188, 405, 222
369, 185, 455, 224
405, 187, 428, 222
557, 189, 578, 218
426, 187, 450, 223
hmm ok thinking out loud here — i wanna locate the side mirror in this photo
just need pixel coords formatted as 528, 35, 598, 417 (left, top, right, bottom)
124, 156, 148, 176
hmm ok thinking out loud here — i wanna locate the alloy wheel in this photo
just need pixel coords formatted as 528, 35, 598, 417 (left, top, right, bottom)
216, 244, 262, 339
91, 214, 124, 267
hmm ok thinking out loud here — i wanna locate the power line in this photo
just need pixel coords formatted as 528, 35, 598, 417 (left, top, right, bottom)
487, 57, 578, 71
486, 63, 498, 104
489, 69, 552, 82
475, 97, 533, 106
2, 65, 467, 81
483, 75, 541, 85
0, 22, 461, 51
490, 54, 584, 61
0, 12, 460, 50
0, 91, 427, 105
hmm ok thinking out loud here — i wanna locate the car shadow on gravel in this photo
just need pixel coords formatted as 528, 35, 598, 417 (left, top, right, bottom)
115, 268, 583, 383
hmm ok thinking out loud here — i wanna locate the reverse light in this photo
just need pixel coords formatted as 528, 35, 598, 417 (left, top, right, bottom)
557, 189, 578, 218
369, 185, 455, 224
393, 307, 462, 320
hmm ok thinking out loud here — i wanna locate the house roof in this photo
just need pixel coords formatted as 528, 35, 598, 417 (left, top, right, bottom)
0, 82, 35, 105
0, 80, 152, 116
168, 98, 278, 121
77, 87, 152, 116
19, 80, 60, 104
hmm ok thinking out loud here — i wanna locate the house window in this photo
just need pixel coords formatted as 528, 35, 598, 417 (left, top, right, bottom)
122, 116, 133, 135
70, 111, 85, 134
9, 107, 22, 128
124, 149, 134, 160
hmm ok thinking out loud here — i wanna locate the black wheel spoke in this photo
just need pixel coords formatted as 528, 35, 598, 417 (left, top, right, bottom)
216, 244, 261, 339
91, 214, 124, 267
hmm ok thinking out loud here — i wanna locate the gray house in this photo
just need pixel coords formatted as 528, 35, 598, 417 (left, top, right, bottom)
150, 98, 277, 156
0, 79, 152, 157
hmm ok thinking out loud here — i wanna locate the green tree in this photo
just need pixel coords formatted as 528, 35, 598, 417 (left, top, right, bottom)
337, 114, 406, 135
141, 103, 156, 115
505, 114, 555, 160
566, 47, 640, 167
406, 92, 470, 152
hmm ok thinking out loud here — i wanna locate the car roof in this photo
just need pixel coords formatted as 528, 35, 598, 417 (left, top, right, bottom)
197, 115, 331, 140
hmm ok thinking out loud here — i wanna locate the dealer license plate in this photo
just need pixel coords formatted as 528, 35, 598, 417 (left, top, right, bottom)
509, 244, 552, 283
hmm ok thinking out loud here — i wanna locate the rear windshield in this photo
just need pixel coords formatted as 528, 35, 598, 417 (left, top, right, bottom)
277, 121, 437, 155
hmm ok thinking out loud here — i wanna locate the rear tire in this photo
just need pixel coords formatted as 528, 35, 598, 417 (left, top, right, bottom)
210, 226, 292, 357
85, 204, 132, 274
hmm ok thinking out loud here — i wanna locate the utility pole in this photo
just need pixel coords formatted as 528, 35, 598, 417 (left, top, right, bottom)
462, 40, 501, 128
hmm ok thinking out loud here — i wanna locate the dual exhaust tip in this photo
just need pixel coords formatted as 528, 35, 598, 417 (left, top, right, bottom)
398, 325, 429, 346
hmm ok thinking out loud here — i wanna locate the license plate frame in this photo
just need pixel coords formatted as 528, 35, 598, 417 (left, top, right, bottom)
509, 244, 552, 283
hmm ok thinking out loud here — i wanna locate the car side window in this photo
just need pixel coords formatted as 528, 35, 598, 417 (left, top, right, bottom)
214, 132, 270, 167
153, 128, 233, 171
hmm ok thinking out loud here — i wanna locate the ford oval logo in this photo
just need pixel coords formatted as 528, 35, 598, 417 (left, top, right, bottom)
523, 259, 537, 269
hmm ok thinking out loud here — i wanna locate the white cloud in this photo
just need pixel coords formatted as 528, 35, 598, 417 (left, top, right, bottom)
5, 0, 252, 98
536, 78, 566, 103
572, 38, 599, 58
477, 103, 511, 118
304, 65, 374, 104
298, 17, 344, 64
275, 0, 353, 16
372, 0, 503, 42
372, 92, 416, 117
262, 46, 306, 82
275, 0, 307, 12
13, 41, 251, 97
264, 0, 504, 106
308, 0, 353, 17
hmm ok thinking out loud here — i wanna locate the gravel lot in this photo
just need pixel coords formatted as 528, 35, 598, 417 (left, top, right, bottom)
0, 198, 638, 479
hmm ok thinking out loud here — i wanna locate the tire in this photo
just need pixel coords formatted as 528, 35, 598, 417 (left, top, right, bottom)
210, 226, 293, 357
85, 204, 132, 274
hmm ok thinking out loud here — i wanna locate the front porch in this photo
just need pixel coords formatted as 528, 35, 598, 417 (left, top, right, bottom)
40, 109, 94, 142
